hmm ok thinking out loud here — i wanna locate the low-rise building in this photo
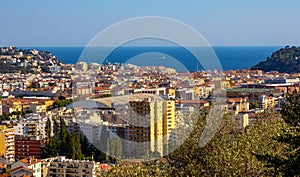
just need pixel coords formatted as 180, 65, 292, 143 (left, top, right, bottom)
11, 157, 42, 177
30, 103, 47, 114
43, 156, 99, 177
226, 97, 249, 113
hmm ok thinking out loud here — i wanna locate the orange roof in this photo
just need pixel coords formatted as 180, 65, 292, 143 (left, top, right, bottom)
197, 82, 211, 87
10, 166, 25, 173
99, 163, 112, 172
0, 163, 6, 169
227, 98, 247, 103
20, 157, 41, 165
100, 164, 111, 169
93, 87, 106, 91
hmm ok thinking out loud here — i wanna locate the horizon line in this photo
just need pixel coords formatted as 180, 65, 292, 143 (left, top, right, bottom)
4, 45, 288, 48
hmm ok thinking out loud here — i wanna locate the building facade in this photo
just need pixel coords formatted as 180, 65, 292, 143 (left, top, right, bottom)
44, 156, 98, 177
14, 135, 42, 161
126, 97, 176, 156
0, 126, 15, 163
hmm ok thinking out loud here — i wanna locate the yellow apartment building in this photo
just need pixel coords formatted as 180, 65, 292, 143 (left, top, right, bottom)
128, 98, 176, 156
0, 125, 15, 163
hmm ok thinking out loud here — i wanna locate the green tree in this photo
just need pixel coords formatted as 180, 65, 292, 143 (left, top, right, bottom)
53, 99, 73, 109
249, 102, 258, 109
80, 133, 91, 157
105, 110, 285, 176
79, 133, 107, 161
59, 117, 69, 156
92, 145, 106, 162
53, 118, 60, 136
256, 91, 300, 176
42, 118, 83, 160
108, 137, 123, 160
68, 133, 83, 160
45, 117, 51, 139
99, 126, 109, 153
281, 91, 300, 127
89, 125, 110, 162
41, 137, 60, 158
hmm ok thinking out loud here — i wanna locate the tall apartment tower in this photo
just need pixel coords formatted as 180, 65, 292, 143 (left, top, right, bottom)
163, 100, 176, 145
127, 97, 175, 156
0, 125, 15, 163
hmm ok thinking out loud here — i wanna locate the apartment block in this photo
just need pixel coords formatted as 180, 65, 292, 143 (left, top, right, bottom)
163, 100, 176, 146
11, 157, 42, 177
0, 125, 15, 163
14, 135, 42, 161
127, 97, 176, 156
43, 156, 99, 177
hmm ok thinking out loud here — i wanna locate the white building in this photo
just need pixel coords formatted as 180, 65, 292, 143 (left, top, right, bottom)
11, 157, 42, 177
43, 156, 99, 177
76, 62, 88, 71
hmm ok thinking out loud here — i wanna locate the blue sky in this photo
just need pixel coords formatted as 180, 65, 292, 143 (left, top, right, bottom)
1, 0, 300, 46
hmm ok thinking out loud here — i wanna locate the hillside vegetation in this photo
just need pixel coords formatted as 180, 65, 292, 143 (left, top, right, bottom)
252, 46, 300, 73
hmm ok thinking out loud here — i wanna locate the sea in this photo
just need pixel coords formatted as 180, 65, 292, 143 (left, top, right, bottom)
20, 46, 281, 72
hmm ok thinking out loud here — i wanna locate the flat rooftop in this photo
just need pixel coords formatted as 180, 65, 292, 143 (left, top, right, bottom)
93, 93, 164, 107
227, 88, 274, 93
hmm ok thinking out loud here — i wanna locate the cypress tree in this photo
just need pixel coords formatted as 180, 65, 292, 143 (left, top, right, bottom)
80, 133, 91, 157
70, 133, 83, 160
59, 117, 69, 156
45, 117, 51, 139
53, 118, 60, 136
99, 125, 109, 153
109, 137, 122, 159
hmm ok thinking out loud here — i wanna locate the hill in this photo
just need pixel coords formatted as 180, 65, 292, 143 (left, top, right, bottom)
251, 46, 300, 73
0, 46, 63, 73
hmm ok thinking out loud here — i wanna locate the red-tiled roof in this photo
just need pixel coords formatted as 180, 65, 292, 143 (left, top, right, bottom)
20, 157, 41, 165
227, 98, 248, 104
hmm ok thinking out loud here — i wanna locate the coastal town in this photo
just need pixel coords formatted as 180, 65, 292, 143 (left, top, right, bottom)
0, 46, 299, 176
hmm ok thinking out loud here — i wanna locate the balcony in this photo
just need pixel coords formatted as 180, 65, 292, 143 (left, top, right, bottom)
7, 138, 14, 143
7, 143, 14, 147
7, 151, 15, 155
7, 147, 15, 151
5, 133, 13, 137
66, 169, 78, 173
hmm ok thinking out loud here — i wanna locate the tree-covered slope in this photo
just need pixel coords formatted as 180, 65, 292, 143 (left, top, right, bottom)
252, 46, 300, 73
